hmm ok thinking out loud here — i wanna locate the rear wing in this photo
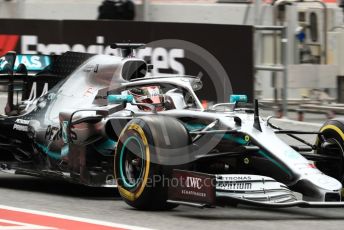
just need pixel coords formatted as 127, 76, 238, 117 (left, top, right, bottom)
0, 53, 52, 76
0, 52, 62, 115
0, 52, 63, 97
0, 51, 94, 115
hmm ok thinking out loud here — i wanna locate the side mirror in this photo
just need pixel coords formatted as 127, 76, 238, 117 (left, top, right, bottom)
229, 94, 248, 103
108, 94, 134, 104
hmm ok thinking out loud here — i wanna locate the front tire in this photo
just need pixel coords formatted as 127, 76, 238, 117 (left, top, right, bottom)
114, 116, 191, 210
315, 119, 344, 183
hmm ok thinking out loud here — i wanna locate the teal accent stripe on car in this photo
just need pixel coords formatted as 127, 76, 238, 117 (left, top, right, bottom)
36, 143, 65, 160
94, 139, 117, 156
222, 134, 247, 145
184, 123, 206, 131
257, 150, 292, 176
185, 125, 292, 177
222, 134, 291, 176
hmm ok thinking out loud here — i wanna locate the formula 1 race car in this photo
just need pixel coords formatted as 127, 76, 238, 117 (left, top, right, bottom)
1, 44, 344, 210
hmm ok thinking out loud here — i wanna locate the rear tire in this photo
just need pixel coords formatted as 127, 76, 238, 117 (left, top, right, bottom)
114, 116, 191, 210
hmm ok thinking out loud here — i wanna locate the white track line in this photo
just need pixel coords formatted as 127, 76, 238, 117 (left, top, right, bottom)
0, 218, 57, 230
0, 205, 153, 230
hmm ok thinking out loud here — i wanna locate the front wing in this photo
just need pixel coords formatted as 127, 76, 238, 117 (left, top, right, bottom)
167, 170, 344, 208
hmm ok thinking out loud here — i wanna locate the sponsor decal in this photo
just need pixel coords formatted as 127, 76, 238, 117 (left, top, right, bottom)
0, 54, 51, 72
19, 35, 185, 75
1, 34, 184, 75
13, 119, 30, 132
217, 175, 253, 190
27, 82, 49, 101
185, 176, 203, 189
168, 170, 216, 205
221, 175, 252, 181
217, 181, 252, 190
181, 190, 206, 197
22, 35, 109, 55
0, 34, 19, 56
15, 54, 51, 71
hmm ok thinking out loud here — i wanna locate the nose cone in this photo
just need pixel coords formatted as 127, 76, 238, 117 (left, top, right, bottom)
294, 173, 342, 201
307, 173, 342, 191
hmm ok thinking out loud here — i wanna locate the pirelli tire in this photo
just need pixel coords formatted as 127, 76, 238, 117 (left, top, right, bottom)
114, 115, 191, 210
316, 119, 344, 184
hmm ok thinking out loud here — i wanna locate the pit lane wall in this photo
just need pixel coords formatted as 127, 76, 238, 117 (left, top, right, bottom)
0, 19, 254, 103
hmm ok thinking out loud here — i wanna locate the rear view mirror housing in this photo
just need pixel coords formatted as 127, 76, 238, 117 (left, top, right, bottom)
108, 94, 134, 104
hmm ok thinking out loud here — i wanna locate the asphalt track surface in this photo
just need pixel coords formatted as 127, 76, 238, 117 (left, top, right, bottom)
0, 119, 343, 230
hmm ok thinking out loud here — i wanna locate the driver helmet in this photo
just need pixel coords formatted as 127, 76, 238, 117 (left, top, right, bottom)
128, 86, 164, 111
